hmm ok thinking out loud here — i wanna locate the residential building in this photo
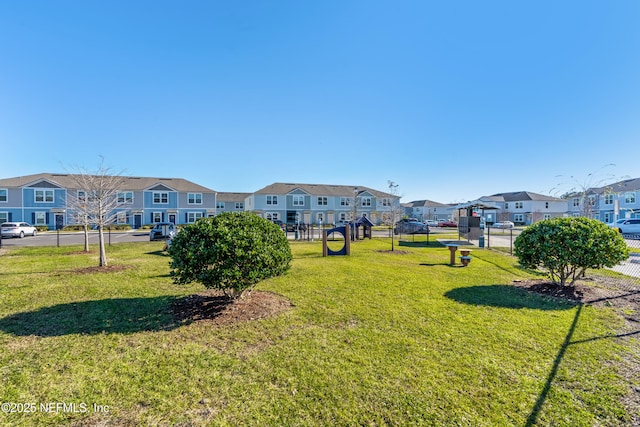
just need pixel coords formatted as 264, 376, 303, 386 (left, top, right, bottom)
244, 183, 400, 226
216, 192, 250, 213
566, 177, 640, 223
0, 173, 216, 229
459, 191, 566, 225
403, 200, 455, 222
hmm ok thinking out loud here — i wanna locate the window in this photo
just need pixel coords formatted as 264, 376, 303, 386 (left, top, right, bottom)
513, 214, 524, 223
187, 212, 203, 223
339, 212, 348, 221
588, 196, 596, 206
35, 212, 47, 225
293, 195, 304, 206
381, 198, 391, 207
216, 202, 225, 209
515, 202, 523, 209
340, 197, 351, 206
153, 192, 168, 204
266, 195, 278, 205
572, 198, 580, 207
117, 191, 133, 204
0, 189, 7, 202
604, 194, 614, 205
625, 192, 636, 204
317, 213, 324, 223
543, 214, 552, 220
116, 211, 127, 224
0, 212, 7, 223
361, 197, 372, 207
188, 193, 202, 204
317, 197, 328, 206
604, 212, 614, 223
35, 189, 54, 203
235, 202, 244, 209
153, 212, 162, 223
545, 202, 549, 209
265, 212, 279, 221
504, 202, 509, 209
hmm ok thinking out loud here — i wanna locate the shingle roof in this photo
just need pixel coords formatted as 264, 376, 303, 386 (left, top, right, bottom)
217, 192, 251, 202
489, 191, 562, 202
406, 199, 450, 208
254, 182, 396, 198
0, 173, 216, 193
589, 177, 640, 194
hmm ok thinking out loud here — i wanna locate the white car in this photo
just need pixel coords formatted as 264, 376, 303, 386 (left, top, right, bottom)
492, 221, 514, 229
1, 222, 38, 238
425, 220, 440, 227
608, 218, 640, 234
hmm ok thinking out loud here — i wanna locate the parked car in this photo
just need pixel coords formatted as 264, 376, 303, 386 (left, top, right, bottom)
334, 220, 351, 228
438, 220, 458, 228
271, 220, 286, 230
394, 221, 429, 235
608, 218, 640, 234
1, 222, 38, 238
492, 221, 515, 229
425, 219, 440, 227
149, 222, 177, 241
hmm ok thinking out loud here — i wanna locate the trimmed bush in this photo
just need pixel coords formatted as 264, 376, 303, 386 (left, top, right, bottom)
514, 217, 629, 286
168, 212, 292, 298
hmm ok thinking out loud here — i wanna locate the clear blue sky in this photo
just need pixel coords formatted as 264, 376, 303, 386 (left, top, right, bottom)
1, 1, 639, 203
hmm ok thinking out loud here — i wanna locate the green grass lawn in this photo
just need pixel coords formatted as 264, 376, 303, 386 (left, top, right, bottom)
0, 238, 635, 426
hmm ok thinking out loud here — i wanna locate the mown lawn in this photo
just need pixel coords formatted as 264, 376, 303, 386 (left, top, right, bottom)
0, 238, 634, 426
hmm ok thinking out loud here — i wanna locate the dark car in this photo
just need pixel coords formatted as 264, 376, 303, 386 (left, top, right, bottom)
394, 221, 429, 235
149, 222, 177, 241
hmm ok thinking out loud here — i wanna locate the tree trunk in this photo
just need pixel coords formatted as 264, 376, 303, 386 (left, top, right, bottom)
83, 223, 89, 252
98, 228, 107, 267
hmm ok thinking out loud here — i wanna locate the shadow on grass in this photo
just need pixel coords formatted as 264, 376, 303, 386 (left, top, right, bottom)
145, 250, 168, 257
0, 297, 191, 336
398, 240, 443, 248
445, 285, 575, 310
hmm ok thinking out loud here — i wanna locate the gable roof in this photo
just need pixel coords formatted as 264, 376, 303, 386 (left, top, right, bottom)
589, 177, 640, 194
406, 199, 451, 208
217, 192, 251, 202
0, 173, 216, 193
254, 182, 397, 198
488, 191, 562, 202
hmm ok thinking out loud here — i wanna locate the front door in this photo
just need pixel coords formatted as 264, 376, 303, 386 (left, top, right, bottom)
134, 214, 142, 229
169, 214, 176, 224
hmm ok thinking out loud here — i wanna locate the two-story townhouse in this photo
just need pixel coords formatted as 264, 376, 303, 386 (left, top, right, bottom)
216, 192, 250, 213
0, 173, 216, 229
403, 200, 455, 222
244, 183, 400, 226
567, 177, 640, 223
459, 191, 566, 225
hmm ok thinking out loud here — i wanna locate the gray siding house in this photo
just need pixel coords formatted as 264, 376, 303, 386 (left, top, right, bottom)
0, 173, 216, 229
566, 177, 640, 223
245, 183, 400, 226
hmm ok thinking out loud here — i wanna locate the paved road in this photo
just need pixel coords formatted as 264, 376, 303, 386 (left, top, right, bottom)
0, 230, 152, 247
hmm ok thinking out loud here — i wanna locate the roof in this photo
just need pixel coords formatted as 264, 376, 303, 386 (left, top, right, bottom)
588, 177, 640, 194
406, 199, 451, 208
253, 182, 397, 199
0, 173, 216, 193
488, 191, 563, 202
216, 192, 251, 202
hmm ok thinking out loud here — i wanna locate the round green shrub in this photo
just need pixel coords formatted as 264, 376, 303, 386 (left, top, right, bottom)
168, 212, 292, 298
514, 217, 629, 286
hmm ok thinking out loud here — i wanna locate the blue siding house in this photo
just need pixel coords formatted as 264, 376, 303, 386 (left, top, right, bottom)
0, 173, 217, 229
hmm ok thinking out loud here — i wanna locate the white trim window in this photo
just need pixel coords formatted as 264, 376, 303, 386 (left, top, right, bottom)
572, 198, 580, 207
513, 214, 524, 223
187, 212, 203, 223
152, 212, 162, 223
543, 214, 552, 220
266, 195, 278, 206
588, 196, 596, 206
515, 202, 523, 209
317, 196, 328, 206
216, 201, 225, 209
381, 198, 391, 207
153, 192, 169, 204
293, 195, 304, 206
604, 212, 614, 223
35, 189, 54, 203
340, 197, 351, 206
188, 193, 202, 204
116, 211, 128, 224
361, 197, 372, 207
0, 189, 7, 202
604, 194, 614, 205
265, 212, 279, 221
235, 202, 244, 209
118, 191, 133, 204
35, 212, 47, 225
339, 212, 348, 221
317, 212, 324, 223
0, 212, 7, 223
625, 192, 636, 204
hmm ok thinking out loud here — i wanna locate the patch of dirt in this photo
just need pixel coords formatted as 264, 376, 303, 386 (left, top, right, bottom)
172, 290, 294, 326
377, 250, 411, 254
73, 265, 132, 274
514, 277, 640, 425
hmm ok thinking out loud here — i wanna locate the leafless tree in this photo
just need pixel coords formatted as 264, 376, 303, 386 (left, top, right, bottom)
382, 180, 403, 251
552, 164, 617, 218
66, 158, 126, 266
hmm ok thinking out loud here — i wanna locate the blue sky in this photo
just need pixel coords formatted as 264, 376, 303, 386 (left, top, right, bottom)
1, 1, 639, 203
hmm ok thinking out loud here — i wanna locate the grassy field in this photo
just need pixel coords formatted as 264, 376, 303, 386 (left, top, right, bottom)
0, 238, 635, 426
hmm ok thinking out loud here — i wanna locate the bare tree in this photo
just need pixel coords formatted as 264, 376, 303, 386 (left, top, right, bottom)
552, 164, 617, 218
66, 158, 126, 266
382, 180, 403, 251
